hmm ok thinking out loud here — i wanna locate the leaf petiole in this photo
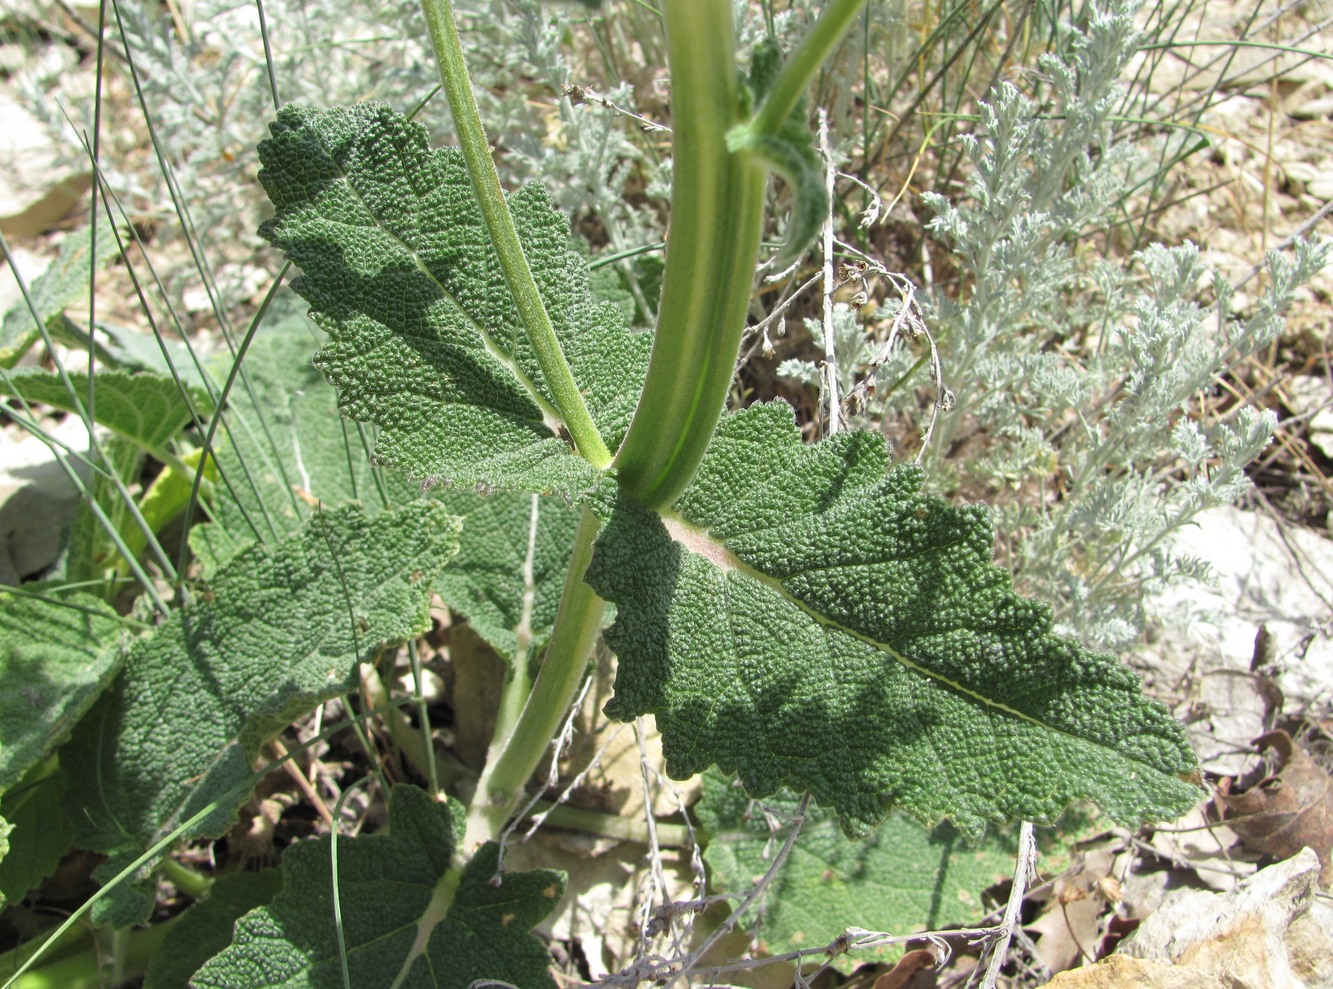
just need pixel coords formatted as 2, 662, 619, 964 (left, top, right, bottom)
419, 0, 613, 469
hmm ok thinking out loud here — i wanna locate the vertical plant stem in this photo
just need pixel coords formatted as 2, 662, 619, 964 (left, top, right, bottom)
456, 506, 605, 865
615, 0, 868, 509
488, 494, 543, 748
614, 0, 767, 509
419, 0, 612, 469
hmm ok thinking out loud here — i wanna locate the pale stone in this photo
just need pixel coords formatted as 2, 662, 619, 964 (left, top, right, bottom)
1119, 848, 1331, 989
1144, 507, 1333, 773
0, 415, 96, 584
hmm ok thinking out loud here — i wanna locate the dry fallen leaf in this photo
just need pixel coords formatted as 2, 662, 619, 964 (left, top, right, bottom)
1220, 729, 1333, 885
871, 948, 938, 989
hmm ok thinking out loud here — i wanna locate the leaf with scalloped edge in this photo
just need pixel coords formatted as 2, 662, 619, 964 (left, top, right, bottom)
60, 502, 461, 926
586, 402, 1200, 839
192, 784, 563, 989
0, 368, 211, 453
256, 101, 650, 497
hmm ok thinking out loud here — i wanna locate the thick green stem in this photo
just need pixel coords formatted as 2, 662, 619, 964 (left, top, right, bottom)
613, 0, 767, 509
420, 0, 612, 469
456, 506, 605, 865
614, 0, 867, 510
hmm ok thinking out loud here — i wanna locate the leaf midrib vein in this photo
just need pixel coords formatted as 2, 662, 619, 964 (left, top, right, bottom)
663, 510, 1174, 774
304, 129, 565, 436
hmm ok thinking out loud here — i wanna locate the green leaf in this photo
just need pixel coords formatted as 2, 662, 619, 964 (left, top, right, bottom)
697, 772, 1094, 967
433, 489, 581, 658
0, 369, 210, 454
587, 402, 1199, 839
60, 502, 462, 924
193, 784, 564, 989
0, 226, 121, 368
211, 314, 576, 659
143, 869, 284, 989
210, 310, 416, 546
255, 101, 650, 496
0, 761, 77, 908
0, 588, 123, 794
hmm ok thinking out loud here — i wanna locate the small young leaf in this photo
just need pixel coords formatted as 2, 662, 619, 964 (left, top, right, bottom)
60, 502, 461, 924
587, 402, 1199, 838
0, 589, 122, 794
192, 785, 564, 989
256, 102, 649, 495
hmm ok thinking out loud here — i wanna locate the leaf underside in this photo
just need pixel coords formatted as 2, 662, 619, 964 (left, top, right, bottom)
257, 102, 650, 497
587, 402, 1200, 838
193, 785, 563, 989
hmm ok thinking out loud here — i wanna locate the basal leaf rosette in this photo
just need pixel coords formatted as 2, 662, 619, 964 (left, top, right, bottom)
587, 402, 1199, 838
256, 102, 649, 496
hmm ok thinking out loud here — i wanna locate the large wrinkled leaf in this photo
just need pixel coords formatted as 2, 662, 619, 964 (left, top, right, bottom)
210, 310, 415, 547
143, 869, 284, 989
61, 502, 461, 924
256, 101, 649, 496
193, 785, 564, 989
210, 314, 578, 660
587, 402, 1200, 838
0, 589, 122, 794
433, 489, 580, 657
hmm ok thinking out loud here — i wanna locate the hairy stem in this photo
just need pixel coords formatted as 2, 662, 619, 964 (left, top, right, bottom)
456, 506, 605, 865
419, 0, 612, 469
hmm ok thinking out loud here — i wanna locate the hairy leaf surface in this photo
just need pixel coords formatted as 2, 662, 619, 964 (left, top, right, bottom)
0, 589, 122, 793
209, 315, 578, 659
433, 489, 580, 657
587, 403, 1199, 838
0, 369, 210, 453
144, 870, 284, 989
61, 503, 460, 923
193, 785, 563, 989
211, 312, 415, 548
256, 102, 650, 495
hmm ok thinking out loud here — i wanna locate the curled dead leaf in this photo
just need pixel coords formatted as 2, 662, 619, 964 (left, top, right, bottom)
1220, 730, 1332, 885
871, 948, 938, 989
